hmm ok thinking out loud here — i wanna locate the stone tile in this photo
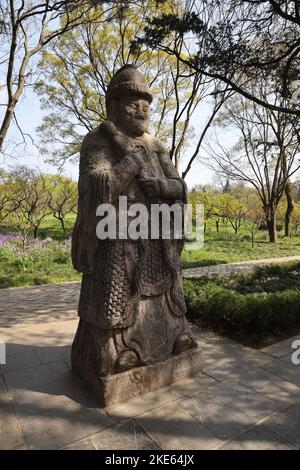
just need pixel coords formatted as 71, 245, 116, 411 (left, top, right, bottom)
0, 403, 24, 450
1, 350, 42, 373
210, 379, 291, 422
17, 393, 117, 450
263, 402, 300, 448
204, 350, 270, 383
2, 320, 77, 348
262, 353, 300, 386
167, 374, 218, 397
0, 283, 80, 328
177, 391, 253, 442
35, 345, 71, 365
136, 404, 222, 450
236, 368, 300, 402
61, 439, 96, 450
0, 373, 8, 394
107, 385, 184, 420
260, 336, 300, 359
107, 374, 216, 420
91, 419, 160, 450
203, 341, 272, 383
4, 360, 69, 390
221, 426, 293, 450
64, 356, 71, 369
5, 344, 33, 358
11, 372, 96, 410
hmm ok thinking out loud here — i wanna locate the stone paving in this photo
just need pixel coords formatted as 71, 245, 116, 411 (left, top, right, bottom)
183, 255, 300, 278
0, 282, 300, 450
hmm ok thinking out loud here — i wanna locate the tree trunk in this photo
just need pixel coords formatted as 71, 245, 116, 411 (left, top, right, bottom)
266, 214, 277, 242
284, 181, 294, 237
0, 104, 16, 151
60, 217, 66, 234
33, 226, 38, 239
216, 220, 219, 232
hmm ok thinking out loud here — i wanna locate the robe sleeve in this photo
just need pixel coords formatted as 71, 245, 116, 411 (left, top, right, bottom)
72, 129, 141, 273
157, 144, 188, 204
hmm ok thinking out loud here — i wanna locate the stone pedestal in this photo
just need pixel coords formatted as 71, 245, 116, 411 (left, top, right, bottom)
72, 346, 203, 408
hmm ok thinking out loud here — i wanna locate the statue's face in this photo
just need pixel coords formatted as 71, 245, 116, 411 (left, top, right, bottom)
117, 95, 150, 136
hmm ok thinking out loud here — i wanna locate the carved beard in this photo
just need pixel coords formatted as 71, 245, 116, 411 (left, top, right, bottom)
129, 119, 148, 136
120, 116, 149, 137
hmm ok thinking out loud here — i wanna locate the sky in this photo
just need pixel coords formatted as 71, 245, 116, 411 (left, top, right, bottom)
1, 82, 224, 190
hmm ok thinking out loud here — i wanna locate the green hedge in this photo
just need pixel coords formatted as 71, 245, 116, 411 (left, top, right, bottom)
183, 262, 300, 340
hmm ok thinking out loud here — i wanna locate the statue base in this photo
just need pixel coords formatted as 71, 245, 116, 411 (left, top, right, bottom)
71, 347, 204, 408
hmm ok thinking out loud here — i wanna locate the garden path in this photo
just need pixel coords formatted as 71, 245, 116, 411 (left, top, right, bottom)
0, 280, 300, 450
183, 255, 300, 278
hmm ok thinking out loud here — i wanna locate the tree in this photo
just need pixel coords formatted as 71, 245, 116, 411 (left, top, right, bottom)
188, 189, 218, 233
291, 202, 300, 235
47, 174, 77, 234
134, 0, 300, 116
35, 1, 230, 174
214, 193, 247, 235
206, 91, 300, 242
0, 170, 15, 224
284, 179, 295, 237
246, 195, 265, 248
0, 0, 117, 154
4, 166, 51, 240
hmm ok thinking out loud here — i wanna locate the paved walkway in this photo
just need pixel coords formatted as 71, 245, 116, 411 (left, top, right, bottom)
183, 255, 300, 278
0, 282, 300, 450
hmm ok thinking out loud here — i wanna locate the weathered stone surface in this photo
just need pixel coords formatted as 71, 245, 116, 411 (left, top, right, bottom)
1, 285, 300, 451
236, 368, 300, 402
10, 372, 96, 411
61, 438, 96, 450
136, 403, 222, 450
210, 379, 292, 421
71, 64, 201, 405
4, 360, 69, 390
262, 353, 300, 386
0, 403, 24, 450
1, 350, 42, 373
262, 402, 300, 448
73, 347, 203, 408
220, 426, 293, 450
260, 336, 300, 358
107, 374, 215, 420
17, 393, 117, 450
90, 419, 160, 450
203, 341, 271, 382
177, 392, 254, 442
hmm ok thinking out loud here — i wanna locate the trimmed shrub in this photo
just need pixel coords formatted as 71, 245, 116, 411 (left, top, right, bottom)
184, 264, 300, 341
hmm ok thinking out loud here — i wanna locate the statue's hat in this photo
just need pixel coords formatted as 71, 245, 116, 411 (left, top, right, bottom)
106, 65, 153, 105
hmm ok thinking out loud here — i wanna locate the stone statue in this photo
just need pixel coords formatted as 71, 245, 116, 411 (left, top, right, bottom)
71, 65, 202, 406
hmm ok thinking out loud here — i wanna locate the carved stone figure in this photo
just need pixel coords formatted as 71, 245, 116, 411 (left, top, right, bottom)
71, 65, 203, 406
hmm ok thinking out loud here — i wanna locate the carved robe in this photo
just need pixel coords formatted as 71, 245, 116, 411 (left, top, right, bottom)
72, 122, 195, 375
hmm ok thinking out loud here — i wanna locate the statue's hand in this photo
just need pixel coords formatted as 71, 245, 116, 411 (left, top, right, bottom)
139, 177, 160, 198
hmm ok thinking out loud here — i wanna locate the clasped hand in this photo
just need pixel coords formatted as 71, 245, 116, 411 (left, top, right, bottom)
139, 176, 160, 198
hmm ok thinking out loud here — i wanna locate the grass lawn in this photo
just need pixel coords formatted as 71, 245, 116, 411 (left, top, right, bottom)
182, 224, 300, 268
1, 215, 300, 288
0, 237, 81, 288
